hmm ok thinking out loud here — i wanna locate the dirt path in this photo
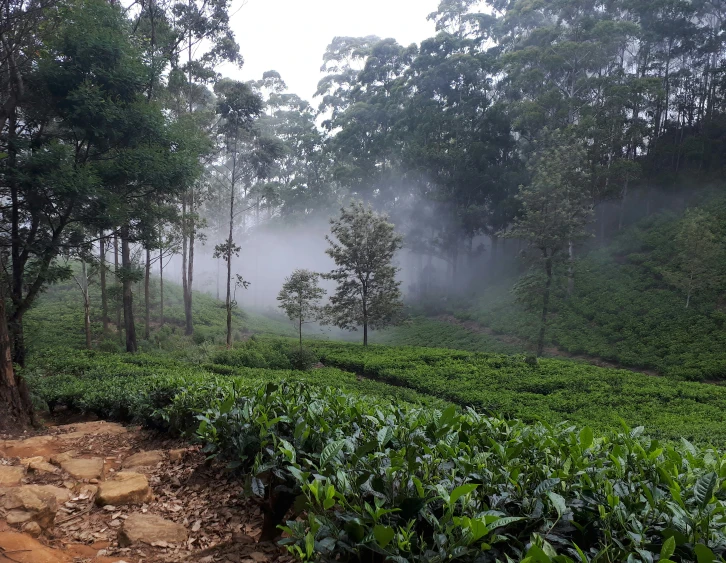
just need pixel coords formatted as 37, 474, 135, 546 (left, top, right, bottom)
437, 314, 661, 377
0, 419, 294, 563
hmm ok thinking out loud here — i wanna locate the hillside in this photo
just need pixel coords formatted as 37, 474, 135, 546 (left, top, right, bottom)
421, 201, 726, 381
25, 276, 296, 355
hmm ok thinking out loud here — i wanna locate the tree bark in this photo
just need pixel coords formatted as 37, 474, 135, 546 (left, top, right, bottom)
120, 225, 137, 353
0, 282, 34, 430
100, 233, 109, 333
80, 260, 91, 350
185, 189, 195, 336
159, 248, 164, 327
537, 255, 553, 357
567, 240, 575, 298
362, 287, 368, 347
144, 247, 151, 339
114, 234, 122, 343
226, 187, 235, 349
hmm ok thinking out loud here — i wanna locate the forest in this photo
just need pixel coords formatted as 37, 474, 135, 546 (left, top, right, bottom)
1, 0, 726, 561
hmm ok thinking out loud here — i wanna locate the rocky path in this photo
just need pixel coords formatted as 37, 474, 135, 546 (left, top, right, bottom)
0, 421, 295, 563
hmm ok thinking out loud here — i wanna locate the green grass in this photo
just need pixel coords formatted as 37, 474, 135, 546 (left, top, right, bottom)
24, 274, 296, 355
373, 316, 523, 353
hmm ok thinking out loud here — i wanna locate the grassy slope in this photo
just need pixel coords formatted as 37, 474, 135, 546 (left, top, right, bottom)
441, 203, 726, 381
25, 275, 295, 354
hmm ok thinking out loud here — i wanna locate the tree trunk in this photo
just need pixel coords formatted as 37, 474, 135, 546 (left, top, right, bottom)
120, 225, 137, 353
8, 316, 25, 369
185, 190, 194, 336
114, 234, 122, 343
299, 318, 303, 355
226, 188, 235, 349
81, 261, 91, 350
618, 174, 629, 231
537, 255, 553, 357
0, 283, 34, 430
159, 248, 164, 327
181, 196, 188, 316
8, 106, 26, 368
362, 288, 368, 347
144, 248, 151, 339
100, 233, 109, 333
567, 240, 575, 298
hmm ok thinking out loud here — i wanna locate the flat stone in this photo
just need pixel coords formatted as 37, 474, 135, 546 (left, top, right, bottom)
57, 422, 127, 441
0, 465, 26, 486
1, 436, 56, 459
22, 457, 58, 474
0, 531, 70, 563
2, 485, 58, 530
95, 472, 152, 506
122, 450, 164, 469
60, 457, 104, 480
168, 449, 185, 462
29, 484, 72, 505
117, 513, 187, 547
50, 451, 77, 466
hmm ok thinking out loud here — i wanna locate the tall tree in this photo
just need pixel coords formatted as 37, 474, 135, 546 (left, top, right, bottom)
504, 130, 593, 356
213, 79, 278, 348
323, 202, 404, 346
662, 208, 724, 308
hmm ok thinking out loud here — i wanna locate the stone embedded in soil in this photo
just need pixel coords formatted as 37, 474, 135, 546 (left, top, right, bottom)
168, 449, 185, 461
22, 520, 42, 537
95, 472, 152, 506
57, 421, 127, 441
122, 450, 164, 469
50, 451, 77, 466
2, 485, 58, 530
117, 513, 187, 547
0, 465, 26, 486
1, 435, 56, 459
29, 484, 73, 505
60, 457, 104, 480
22, 456, 59, 474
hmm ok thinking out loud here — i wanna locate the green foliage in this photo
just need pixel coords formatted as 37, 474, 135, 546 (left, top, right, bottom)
277, 269, 326, 350
323, 202, 405, 343
27, 344, 726, 562
469, 207, 726, 381
375, 316, 522, 354
311, 341, 726, 445
659, 207, 725, 309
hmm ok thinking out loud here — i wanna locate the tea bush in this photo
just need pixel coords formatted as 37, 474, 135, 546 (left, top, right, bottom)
311, 342, 726, 445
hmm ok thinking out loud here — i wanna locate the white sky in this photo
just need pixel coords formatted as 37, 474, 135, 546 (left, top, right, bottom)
222, 0, 442, 102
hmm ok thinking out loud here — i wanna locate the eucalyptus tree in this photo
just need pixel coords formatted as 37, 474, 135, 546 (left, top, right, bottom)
213, 79, 283, 348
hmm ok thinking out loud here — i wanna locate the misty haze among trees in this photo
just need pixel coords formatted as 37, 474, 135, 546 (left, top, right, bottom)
1, 0, 726, 559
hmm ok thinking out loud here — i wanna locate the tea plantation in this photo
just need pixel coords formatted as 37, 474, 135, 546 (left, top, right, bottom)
20, 281, 726, 562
